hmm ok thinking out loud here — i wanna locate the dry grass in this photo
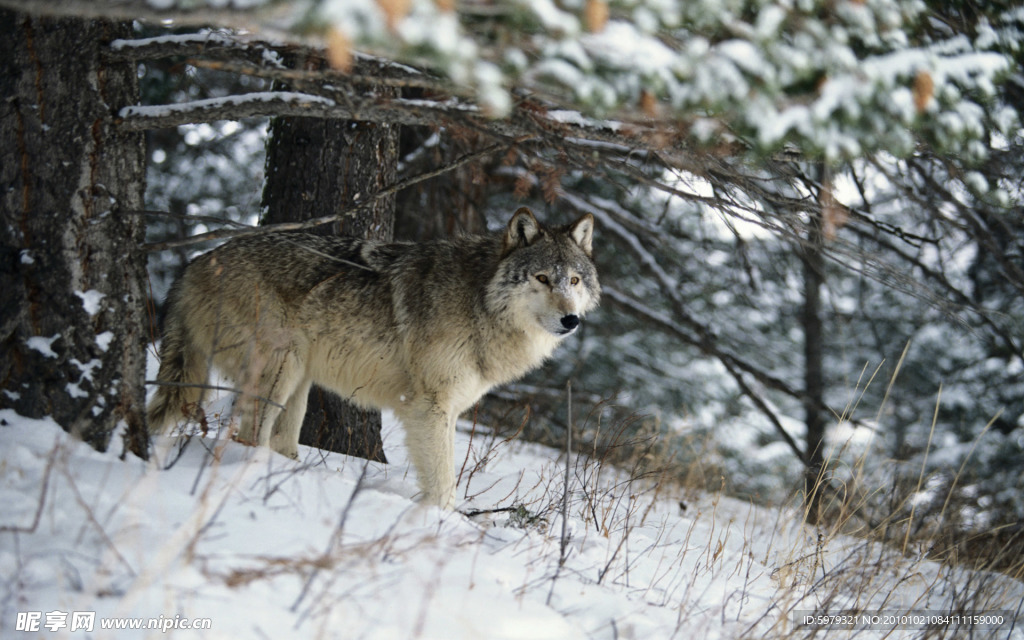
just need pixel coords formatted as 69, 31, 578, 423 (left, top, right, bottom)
476, 376, 1023, 639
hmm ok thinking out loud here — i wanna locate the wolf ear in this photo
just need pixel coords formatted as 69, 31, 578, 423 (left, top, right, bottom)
569, 213, 594, 256
504, 207, 542, 253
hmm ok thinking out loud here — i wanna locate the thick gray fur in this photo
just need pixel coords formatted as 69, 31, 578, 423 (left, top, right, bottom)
147, 207, 600, 508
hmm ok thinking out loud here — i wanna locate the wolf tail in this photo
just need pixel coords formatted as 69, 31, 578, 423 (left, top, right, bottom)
147, 286, 206, 433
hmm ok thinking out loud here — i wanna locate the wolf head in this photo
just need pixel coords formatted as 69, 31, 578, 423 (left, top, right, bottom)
491, 207, 601, 337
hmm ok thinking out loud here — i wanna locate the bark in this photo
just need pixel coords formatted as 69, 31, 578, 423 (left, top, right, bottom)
394, 127, 488, 241
0, 10, 148, 457
261, 61, 398, 463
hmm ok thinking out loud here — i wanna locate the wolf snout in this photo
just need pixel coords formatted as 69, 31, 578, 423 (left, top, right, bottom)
560, 314, 580, 332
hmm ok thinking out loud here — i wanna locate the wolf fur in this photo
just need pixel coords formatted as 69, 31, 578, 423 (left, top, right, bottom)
147, 208, 600, 508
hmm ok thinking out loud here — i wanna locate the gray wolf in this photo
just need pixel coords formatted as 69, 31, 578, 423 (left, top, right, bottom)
147, 208, 600, 508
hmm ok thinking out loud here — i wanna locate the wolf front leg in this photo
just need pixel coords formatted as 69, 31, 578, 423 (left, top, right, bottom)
235, 347, 306, 451
396, 398, 457, 509
268, 376, 312, 459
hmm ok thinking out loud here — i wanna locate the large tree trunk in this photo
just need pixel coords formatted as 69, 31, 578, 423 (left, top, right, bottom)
261, 62, 398, 462
0, 11, 148, 458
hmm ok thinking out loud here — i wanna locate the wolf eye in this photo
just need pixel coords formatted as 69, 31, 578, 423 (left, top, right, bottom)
535, 274, 550, 285
570, 276, 580, 285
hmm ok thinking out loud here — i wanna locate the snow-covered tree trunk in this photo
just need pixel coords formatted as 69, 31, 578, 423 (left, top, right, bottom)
0, 10, 148, 457
261, 59, 398, 462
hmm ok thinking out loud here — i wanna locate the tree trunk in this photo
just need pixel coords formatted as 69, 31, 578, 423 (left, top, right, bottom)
802, 207, 827, 525
0, 11, 148, 458
261, 63, 398, 462
394, 127, 488, 241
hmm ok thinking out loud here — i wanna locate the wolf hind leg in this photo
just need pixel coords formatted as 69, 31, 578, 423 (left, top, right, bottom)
396, 400, 456, 509
269, 377, 311, 459
234, 347, 305, 450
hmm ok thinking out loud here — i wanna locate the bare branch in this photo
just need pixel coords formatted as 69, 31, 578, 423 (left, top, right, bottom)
603, 287, 806, 462
561, 192, 804, 401
144, 141, 506, 251
145, 380, 284, 410
140, 209, 252, 229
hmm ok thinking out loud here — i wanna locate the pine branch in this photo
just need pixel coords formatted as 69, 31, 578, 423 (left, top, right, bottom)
107, 33, 453, 93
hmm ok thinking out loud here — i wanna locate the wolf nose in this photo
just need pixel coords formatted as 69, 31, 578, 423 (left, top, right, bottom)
560, 314, 580, 331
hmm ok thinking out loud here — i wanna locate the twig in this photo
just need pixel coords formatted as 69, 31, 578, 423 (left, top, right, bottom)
0, 443, 57, 533
559, 380, 573, 565
140, 208, 254, 229
290, 458, 372, 617
461, 506, 519, 518
145, 379, 284, 410
1007, 590, 1023, 640
546, 380, 573, 606
59, 464, 137, 576
456, 407, 479, 494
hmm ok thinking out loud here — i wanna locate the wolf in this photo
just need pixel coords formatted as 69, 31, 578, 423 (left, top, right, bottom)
147, 207, 599, 508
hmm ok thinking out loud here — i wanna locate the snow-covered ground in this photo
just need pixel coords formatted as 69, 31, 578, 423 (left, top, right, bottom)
2, 405, 1021, 639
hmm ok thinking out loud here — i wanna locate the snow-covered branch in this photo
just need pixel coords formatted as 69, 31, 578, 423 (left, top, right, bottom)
118, 92, 480, 131
111, 40, 706, 172
106, 31, 274, 63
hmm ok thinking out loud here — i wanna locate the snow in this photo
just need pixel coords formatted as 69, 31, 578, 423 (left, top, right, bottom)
65, 382, 89, 400
582, 20, 679, 76
120, 92, 336, 119
547, 109, 623, 133
524, 0, 580, 37
96, 332, 115, 353
3, 401, 1022, 638
109, 32, 236, 51
75, 290, 106, 317
26, 335, 60, 359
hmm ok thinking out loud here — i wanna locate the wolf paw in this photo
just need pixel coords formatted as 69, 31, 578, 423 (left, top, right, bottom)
273, 446, 299, 461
